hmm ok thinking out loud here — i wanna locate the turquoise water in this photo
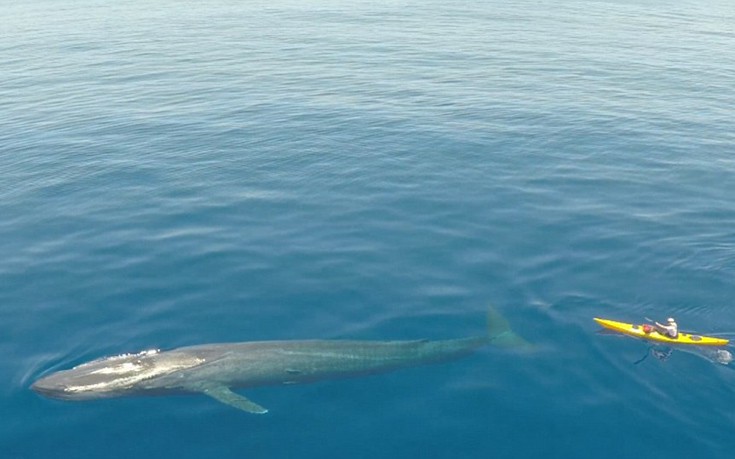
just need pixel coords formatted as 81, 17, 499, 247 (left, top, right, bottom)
3, 0, 735, 457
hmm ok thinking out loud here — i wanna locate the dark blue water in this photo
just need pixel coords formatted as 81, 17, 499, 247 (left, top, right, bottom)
3, 0, 735, 457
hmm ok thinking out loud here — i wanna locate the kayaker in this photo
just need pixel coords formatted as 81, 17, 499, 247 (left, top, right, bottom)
654, 317, 678, 339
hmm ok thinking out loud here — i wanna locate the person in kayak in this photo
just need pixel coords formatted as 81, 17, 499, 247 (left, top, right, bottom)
654, 317, 678, 338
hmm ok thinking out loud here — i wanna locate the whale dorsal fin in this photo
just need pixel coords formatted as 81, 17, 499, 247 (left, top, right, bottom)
203, 386, 268, 414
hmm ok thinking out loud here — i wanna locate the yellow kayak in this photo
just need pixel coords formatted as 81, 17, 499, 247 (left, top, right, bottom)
594, 318, 729, 347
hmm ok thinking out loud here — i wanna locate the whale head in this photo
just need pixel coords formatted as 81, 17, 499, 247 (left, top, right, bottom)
32, 349, 205, 400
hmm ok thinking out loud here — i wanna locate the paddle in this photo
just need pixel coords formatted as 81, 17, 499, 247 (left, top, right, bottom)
633, 350, 649, 365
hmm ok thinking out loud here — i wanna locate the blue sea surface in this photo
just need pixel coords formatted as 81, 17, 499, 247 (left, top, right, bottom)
3, 0, 735, 457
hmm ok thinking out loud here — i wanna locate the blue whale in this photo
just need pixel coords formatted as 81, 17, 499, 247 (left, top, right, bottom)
32, 307, 525, 413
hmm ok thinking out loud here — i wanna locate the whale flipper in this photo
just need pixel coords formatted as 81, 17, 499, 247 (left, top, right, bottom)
203, 386, 268, 414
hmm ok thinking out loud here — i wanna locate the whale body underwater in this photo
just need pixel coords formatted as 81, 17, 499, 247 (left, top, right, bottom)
32, 307, 526, 413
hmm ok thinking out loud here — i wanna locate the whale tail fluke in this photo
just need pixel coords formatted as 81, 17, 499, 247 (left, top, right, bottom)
487, 305, 531, 348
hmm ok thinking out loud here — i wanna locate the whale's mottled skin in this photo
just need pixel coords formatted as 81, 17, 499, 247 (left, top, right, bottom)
32, 308, 525, 413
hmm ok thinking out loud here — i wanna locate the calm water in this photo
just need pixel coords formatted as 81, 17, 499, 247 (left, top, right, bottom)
3, 0, 735, 457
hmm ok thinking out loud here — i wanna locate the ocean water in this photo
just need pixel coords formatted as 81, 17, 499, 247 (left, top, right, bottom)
3, 0, 735, 457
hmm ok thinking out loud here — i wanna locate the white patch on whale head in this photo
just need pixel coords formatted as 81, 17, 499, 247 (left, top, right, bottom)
64, 350, 204, 394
